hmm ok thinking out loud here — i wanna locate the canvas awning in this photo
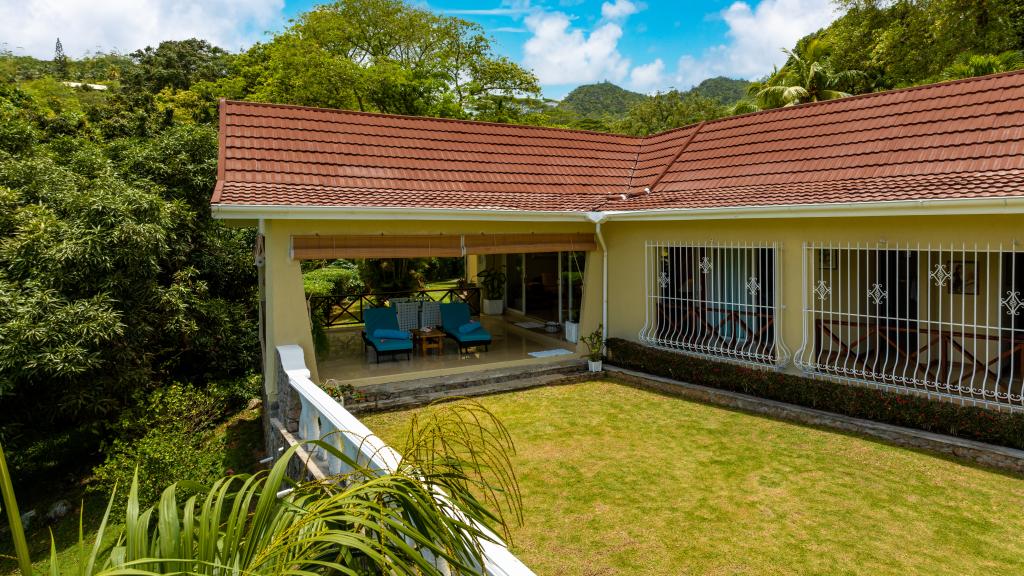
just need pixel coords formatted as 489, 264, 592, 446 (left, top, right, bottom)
290, 233, 597, 260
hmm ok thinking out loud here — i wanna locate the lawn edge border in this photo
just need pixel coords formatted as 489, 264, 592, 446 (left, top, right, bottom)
601, 366, 1024, 476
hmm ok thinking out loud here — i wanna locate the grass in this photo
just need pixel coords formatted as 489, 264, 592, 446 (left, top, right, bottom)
0, 407, 265, 576
364, 381, 1024, 576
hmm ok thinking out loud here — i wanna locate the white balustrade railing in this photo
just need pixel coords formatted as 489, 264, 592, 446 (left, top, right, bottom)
276, 345, 535, 576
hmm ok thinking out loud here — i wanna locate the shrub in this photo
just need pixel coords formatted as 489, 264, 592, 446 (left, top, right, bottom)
303, 261, 363, 299
91, 380, 257, 510
605, 338, 1024, 450
304, 263, 365, 354
92, 426, 223, 510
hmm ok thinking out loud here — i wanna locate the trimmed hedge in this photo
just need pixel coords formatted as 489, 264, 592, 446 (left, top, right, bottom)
605, 338, 1024, 451
303, 265, 363, 298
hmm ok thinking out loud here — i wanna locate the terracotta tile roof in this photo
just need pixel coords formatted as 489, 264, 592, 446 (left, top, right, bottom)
213, 70, 1024, 214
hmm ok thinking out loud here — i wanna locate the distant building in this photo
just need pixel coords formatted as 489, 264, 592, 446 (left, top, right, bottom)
61, 81, 108, 91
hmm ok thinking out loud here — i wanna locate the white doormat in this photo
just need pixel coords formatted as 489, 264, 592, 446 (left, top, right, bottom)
515, 321, 546, 329
528, 348, 575, 358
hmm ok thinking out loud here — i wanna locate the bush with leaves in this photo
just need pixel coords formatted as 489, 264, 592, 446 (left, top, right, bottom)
91, 376, 260, 511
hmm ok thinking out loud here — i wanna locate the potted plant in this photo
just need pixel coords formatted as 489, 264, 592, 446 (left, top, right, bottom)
477, 267, 507, 316
581, 324, 604, 372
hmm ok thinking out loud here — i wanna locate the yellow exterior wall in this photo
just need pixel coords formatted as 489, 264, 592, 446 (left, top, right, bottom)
601, 213, 1024, 370
263, 219, 318, 403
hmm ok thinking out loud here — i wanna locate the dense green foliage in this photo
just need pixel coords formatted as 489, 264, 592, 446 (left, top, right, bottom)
745, 39, 868, 109
807, 0, 1024, 90
211, 0, 539, 117
613, 91, 726, 136
0, 48, 259, 501
606, 339, 1024, 450
90, 377, 259, 511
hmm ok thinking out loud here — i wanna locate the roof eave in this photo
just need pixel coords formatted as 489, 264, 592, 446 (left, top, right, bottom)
210, 203, 595, 222
212, 196, 1024, 223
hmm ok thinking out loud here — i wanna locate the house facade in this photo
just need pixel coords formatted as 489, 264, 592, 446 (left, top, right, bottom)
213, 70, 1024, 411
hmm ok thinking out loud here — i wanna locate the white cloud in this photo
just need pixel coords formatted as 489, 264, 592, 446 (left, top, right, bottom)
0, 0, 285, 58
672, 0, 839, 89
629, 58, 665, 93
600, 0, 639, 21
522, 10, 632, 86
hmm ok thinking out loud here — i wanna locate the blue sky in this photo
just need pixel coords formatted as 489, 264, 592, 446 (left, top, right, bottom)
2, 0, 840, 99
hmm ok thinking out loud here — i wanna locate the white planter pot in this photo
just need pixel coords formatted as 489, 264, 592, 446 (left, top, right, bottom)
564, 321, 579, 343
587, 359, 603, 372
482, 298, 504, 315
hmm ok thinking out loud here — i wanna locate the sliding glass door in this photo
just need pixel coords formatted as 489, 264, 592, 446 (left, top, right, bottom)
505, 253, 524, 313
524, 252, 560, 321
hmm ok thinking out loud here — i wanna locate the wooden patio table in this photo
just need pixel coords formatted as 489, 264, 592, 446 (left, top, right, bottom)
412, 327, 445, 356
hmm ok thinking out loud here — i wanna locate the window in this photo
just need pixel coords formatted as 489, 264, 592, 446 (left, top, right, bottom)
796, 243, 1024, 409
640, 241, 785, 367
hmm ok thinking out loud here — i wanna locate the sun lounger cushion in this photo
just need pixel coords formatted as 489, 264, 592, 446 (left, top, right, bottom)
373, 328, 412, 340
458, 321, 482, 334
440, 303, 492, 346
363, 307, 413, 357
453, 329, 491, 343
370, 338, 414, 352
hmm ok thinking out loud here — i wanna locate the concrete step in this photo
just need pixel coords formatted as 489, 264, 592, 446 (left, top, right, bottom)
343, 359, 586, 414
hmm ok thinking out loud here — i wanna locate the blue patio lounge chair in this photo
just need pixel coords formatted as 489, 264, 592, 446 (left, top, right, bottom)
362, 307, 413, 363
440, 302, 492, 353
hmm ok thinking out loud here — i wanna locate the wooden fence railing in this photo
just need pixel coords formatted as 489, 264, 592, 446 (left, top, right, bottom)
309, 287, 481, 327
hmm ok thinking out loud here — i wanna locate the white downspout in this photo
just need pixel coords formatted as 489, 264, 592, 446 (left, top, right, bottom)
587, 212, 609, 347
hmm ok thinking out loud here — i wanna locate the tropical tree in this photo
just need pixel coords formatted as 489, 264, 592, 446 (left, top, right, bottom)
124, 39, 234, 93
748, 39, 866, 109
940, 51, 1024, 80
614, 91, 725, 136
0, 401, 522, 575
238, 0, 539, 117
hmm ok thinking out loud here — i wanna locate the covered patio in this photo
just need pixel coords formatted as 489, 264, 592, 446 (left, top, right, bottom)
317, 315, 580, 386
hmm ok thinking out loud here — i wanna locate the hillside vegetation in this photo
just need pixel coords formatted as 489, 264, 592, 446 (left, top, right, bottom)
689, 76, 751, 104
557, 81, 646, 117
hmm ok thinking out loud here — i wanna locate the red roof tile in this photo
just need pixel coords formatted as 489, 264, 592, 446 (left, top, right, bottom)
213, 70, 1024, 213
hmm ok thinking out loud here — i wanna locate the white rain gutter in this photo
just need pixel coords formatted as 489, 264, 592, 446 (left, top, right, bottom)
586, 212, 609, 348
599, 196, 1024, 221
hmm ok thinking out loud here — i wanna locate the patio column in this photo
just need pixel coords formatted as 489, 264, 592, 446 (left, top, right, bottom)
263, 219, 319, 408
466, 254, 481, 283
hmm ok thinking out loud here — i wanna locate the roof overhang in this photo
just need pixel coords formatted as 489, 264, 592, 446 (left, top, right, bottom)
211, 204, 594, 222
212, 195, 1024, 223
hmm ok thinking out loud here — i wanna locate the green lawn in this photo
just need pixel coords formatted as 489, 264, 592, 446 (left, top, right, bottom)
363, 381, 1024, 576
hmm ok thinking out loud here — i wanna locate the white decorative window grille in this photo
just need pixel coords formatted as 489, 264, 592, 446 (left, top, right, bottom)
796, 243, 1024, 410
640, 241, 787, 367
